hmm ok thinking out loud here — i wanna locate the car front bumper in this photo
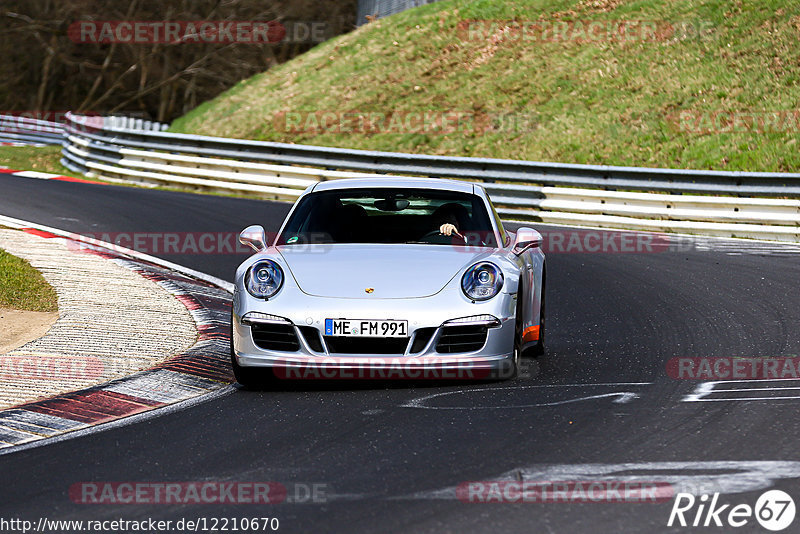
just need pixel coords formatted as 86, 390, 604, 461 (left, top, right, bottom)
232, 288, 518, 379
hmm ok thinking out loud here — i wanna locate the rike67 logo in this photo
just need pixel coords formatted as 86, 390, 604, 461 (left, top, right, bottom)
668, 490, 795, 531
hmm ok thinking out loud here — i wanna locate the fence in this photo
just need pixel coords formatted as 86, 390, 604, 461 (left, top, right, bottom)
55, 112, 800, 242
356, 0, 442, 25
0, 115, 65, 146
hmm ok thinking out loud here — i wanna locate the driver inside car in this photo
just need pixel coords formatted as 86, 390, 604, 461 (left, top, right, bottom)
430, 202, 469, 240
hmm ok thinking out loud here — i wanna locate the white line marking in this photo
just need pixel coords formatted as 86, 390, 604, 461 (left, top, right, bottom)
712, 387, 800, 392
683, 379, 800, 402
687, 396, 800, 402
402, 461, 800, 500
707, 379, 800, 387
12, 170, 63, 179
402, 383, 650, 409
683, 381, 718, 402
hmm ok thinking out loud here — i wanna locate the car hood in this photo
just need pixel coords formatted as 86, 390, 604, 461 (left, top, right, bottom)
278, 244, 491, 299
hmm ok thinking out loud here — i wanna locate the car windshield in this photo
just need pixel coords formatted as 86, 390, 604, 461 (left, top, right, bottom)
276, 188, 498, 247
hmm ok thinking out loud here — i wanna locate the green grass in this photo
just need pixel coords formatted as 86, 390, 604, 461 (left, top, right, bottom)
0, 247, 58, 312
171, 0, 800, 172
0, 145, 88, 179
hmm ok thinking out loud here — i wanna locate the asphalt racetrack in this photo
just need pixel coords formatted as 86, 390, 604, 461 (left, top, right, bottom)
1, 173, 800, 532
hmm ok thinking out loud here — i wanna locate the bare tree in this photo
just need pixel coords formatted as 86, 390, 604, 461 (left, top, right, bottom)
0, 0, 356, 122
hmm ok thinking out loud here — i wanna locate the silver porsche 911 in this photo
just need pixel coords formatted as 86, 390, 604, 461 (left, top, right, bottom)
231, 177, 545, 386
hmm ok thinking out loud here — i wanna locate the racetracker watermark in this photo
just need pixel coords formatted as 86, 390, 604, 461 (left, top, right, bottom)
0, 111, 99, 133
669, 110, 800, 134
0, 111, 69, 124
66, 231, 355, 255
0, 356, 104, 381
69, 482, 328, 504
457, 19, 714, 43
457, 481, 674, 503
68, 21, 329, 44
0, 517, 279, 533
446, 230, 693, 254
538, 230, 692, 254
273, 111, 540, 135
272, 358, 512, 380
65, 230, 698, 256
67, 232, 260, 255
667, 357, 800, 380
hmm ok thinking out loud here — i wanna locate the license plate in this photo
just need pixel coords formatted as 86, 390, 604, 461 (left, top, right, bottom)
324, 319, 408, 338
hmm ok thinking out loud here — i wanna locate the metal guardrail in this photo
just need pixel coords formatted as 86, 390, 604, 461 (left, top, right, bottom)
0, 115, 65, 145
357, 0, 443, 25
104, 116, 170, 132
0, 114, 167, 146
60, 114, 800, 196
54, 112, 798, 242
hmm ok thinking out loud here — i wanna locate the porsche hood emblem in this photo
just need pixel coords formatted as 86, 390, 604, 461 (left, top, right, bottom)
365, 287, 375, 294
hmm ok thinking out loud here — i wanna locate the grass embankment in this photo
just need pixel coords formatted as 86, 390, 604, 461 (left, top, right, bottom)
0, 145, 86, 178
171, 0, 800, 172
0, 247, 58, 312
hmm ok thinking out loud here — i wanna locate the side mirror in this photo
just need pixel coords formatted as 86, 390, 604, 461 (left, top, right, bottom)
239, 225, 267, 252
513, 227, 542, 255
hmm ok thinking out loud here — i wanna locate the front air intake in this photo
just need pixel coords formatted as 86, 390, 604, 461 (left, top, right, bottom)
251, 323, 300, 352
435, 325, 488, 354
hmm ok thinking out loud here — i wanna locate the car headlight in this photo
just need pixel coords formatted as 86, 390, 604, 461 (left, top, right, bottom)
461, 262, 504, 301
245, 260, 284, 299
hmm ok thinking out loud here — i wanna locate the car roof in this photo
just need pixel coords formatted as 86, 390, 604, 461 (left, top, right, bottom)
311, 176, 475, 194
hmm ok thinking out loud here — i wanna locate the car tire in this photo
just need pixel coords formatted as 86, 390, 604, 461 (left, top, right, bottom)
532, 272, 546, 356
503, 290, 526, 380
507, 344, 520, 380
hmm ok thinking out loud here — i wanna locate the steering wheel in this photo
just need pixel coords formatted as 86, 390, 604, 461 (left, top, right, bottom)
419, 230, 459, 244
